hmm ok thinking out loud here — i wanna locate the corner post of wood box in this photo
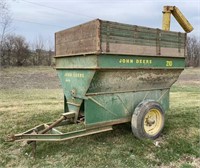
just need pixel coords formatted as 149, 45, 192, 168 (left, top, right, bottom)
156, 29, 161, 55
105, 21, 110, 52
55, 33, 57, 56
133, 25, 138, 44
96, 19, 101, 53
178, 32, 181, 53
184, 33, 187, 57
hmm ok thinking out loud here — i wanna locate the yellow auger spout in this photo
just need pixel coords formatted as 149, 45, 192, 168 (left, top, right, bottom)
162, 6, 193, 33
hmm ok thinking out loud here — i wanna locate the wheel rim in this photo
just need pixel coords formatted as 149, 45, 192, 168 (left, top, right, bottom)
143, 108, 162, 136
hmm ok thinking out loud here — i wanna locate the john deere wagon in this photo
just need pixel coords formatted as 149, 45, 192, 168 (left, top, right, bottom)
10, 6, 193, 143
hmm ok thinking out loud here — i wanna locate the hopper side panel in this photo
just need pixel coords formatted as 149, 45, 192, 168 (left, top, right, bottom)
87, 69, 182, 94
85, 90, 169, 126
57, 70, 95, 112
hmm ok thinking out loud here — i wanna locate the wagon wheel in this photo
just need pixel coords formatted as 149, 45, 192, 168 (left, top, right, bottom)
131, 100, 165, 139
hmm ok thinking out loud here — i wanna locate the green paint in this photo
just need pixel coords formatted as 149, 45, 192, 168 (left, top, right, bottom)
55, 54, 185, 69
98, 55, 185, 68
14, 126, 112, 141
57, 69, 95, 113
85, 90, 169, 126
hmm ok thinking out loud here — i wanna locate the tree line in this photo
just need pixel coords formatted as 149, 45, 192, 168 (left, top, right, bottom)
0, 0, 199, 67
0, 34, 54, 66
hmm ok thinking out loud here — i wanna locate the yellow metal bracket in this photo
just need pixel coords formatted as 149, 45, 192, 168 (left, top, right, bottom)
162, 6, 193, 33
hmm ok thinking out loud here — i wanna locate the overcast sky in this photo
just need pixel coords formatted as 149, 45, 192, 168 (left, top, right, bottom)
7, 0, 200, 47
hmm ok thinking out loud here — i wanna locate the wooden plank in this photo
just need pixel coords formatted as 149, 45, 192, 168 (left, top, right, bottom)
101, 42, 184, 57
101, 35, 185, 49
100, 30, 184, 43
56, 37, 97, 56
101, 36, 157, 47
161, 48, 185, 57
101, 21, 158, 34
101, 42, 157, 55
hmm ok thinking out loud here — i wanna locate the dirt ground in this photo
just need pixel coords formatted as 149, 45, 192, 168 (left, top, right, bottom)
175, 68, 200, 86
0, 67, 199, 90
0, 67, 60, 89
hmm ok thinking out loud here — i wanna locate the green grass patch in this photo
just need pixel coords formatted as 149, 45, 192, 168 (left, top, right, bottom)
171, 85, 200, 92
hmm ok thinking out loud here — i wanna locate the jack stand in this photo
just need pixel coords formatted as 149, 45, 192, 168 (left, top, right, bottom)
32, 141, 36, 159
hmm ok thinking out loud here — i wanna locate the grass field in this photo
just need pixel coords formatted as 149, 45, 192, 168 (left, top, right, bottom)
0, 67, 199, 168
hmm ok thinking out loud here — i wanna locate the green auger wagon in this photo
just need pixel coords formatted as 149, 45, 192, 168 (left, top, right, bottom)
10, 6, 193, 143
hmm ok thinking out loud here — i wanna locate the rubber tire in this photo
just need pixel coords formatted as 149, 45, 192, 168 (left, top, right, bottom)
131, 100, 165, 140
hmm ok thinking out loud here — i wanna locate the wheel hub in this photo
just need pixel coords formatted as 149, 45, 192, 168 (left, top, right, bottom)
144, 109, 162, 136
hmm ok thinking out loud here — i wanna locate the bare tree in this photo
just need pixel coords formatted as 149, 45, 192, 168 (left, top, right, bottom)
1, 34, 30, 66
0, 0, 12, 43
32, 35, 54, 66
186, 36, 200, 67
0, 0, 12, 66
46, 37, 54, 66
31, 35, 44, 65
1, 34, 14, 66
12, 35, 30, 66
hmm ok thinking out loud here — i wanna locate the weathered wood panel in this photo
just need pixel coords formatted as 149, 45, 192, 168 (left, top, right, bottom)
55, 20, 99, 56
100, 20, 186, 57
55, 19, 186, 57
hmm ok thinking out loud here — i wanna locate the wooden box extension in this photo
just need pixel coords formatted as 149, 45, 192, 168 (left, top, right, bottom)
55, 19, 186, 57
